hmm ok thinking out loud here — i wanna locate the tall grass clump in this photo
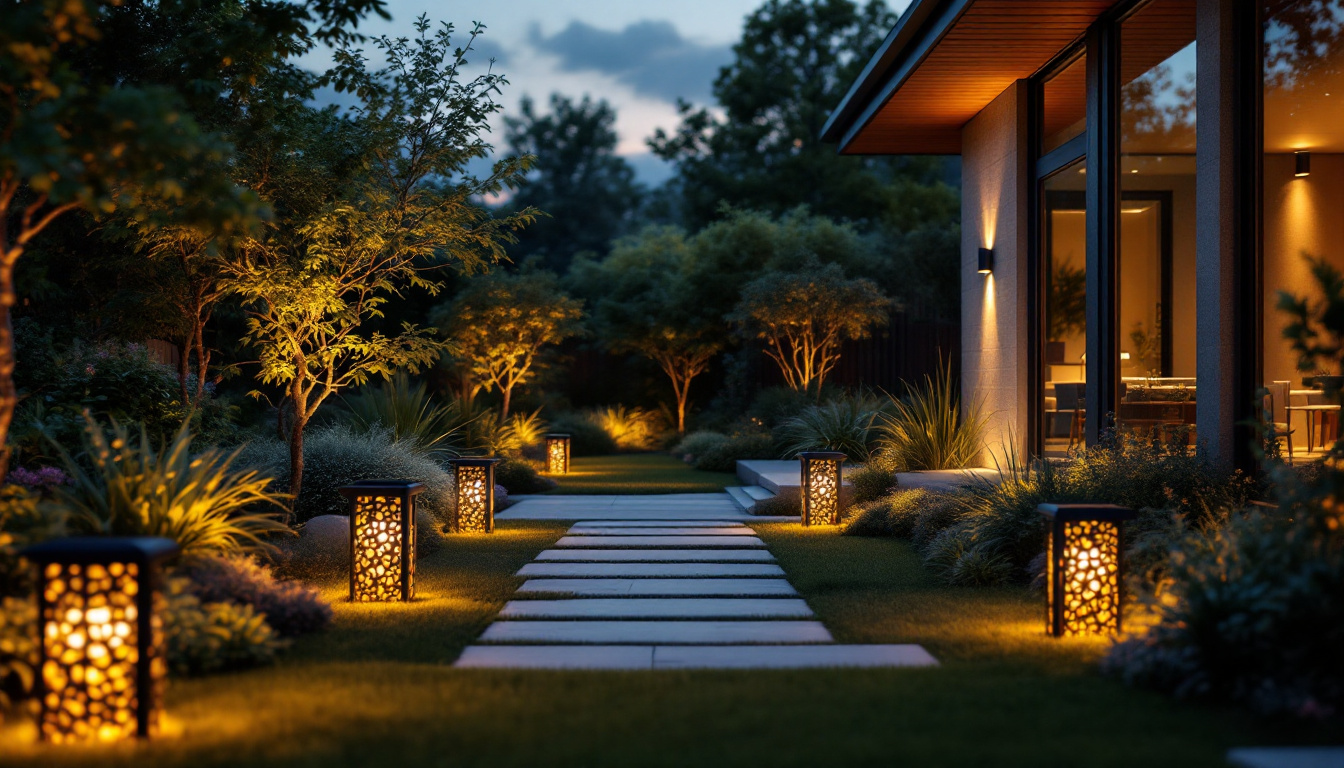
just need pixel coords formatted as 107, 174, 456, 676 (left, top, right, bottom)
340, 375, 470, 460
57, 417, 290, 557
876, 365, 987, 471
774, 394, 885, 460
467, 408, 547, 458
589, 405, 659, 451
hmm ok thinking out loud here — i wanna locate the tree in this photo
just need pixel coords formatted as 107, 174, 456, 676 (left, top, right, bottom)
729, 262, 890, 393
571, 227, 723, 434
648, 0, 904, 228
229, 17, 536, 498
504, 94, 642, 272
433, 270, 584, 418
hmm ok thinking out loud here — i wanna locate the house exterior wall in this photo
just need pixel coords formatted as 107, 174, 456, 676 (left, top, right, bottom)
961, 81, 1030, 463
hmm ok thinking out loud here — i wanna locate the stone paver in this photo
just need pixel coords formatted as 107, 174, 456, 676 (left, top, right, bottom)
516, 578, 799, 596
535, 549, 775, 562
1227, 748, 1344, 768
553, 535, 766, 548
481, 620, 833, 644
499, 598, 813, 619
556, 527, 753, 536
517, 562, 784, 578
652, 644, 939, 669
498, 493, 786, 522
456, 645, 653, 670
571, 520, 747, 528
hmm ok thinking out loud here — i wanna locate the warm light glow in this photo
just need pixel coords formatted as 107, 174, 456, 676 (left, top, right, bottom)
450, 460, 498, 533
38, 561, 160, 743
1295, 150, 1311, 177
545, 434, 571, 474
1041, 504, 1135, 637
799, 452, 844, 526
351, 495, 412, 602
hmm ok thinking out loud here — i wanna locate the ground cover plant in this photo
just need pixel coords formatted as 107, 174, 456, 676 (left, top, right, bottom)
544, 455, 738, 495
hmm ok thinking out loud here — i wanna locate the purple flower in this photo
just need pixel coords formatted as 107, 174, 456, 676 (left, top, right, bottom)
6, 465, 72, 490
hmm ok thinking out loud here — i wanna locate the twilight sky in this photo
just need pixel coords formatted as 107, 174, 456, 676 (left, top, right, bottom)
301, 0, 912, 185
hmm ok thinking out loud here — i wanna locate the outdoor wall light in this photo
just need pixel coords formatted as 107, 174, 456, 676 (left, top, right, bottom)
1038, 503, 1137, 637
448, 458, 501, 533
798, 451, 846, 526
977, 247, 994, 274
545, 433, 571, 474
23, 536, 178, 743
1296, 150, 1311, 177
340, 481, 424, 602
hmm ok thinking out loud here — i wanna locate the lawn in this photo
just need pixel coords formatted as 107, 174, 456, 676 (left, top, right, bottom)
540, 453, 738, 495
2, 521, 1333, 767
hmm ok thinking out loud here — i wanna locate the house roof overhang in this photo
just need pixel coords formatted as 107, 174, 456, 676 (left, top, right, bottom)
822, 0, 1119, 155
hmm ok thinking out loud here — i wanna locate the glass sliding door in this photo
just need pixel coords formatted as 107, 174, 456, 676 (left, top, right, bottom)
1116, 0, 1198, 444
1041, 162, 1088, 458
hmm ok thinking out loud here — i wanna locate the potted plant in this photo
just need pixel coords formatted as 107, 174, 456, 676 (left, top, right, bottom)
1046, 262, 1087, 364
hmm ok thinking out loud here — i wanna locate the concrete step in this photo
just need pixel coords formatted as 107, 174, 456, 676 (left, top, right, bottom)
741, 485, 775, 501
725, 486, 757, 512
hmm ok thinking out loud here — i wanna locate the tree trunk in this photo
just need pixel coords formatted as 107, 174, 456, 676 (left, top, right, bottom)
288, 413, 306, 511
500, 383, 513, 419
0, 259, 16, 478
673, 374, 689, 434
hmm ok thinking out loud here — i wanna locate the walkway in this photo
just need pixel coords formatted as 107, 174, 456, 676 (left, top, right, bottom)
456, 497, 938, 670
498, 492, 791, 521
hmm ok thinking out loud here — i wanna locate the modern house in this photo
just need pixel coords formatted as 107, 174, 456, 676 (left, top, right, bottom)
824, 0, 1341, 469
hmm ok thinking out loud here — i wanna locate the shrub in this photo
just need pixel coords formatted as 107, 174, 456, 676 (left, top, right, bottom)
547, 413, 618, 455
340, 374, 470, 460
589, 405, 659, 451
774, 395, 885, 461
876, 364, 987, 471
182, 555, 331, 637
495, 458, 557, 494
466, 408, 547, 458
240, 425, 455, 526
843, 489, 925, 538
746, 386, 816, 429
750, 493, 797, 517
848, 463, 897, 504
671, 431, 729, 463
693, 432, 776, 472
0, 486, 66, 595
56, 418, 290, 558
0, 596, 36, 719
162, 576, 283, 676
912, 492, 968, 548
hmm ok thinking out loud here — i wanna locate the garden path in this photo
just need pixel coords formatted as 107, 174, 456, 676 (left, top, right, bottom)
456, 502, 939, 670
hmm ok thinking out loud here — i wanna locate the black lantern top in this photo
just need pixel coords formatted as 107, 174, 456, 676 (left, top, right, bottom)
1038, 503, 1138, 523
798, 451, 847, 461
338, 480, 426, 499
447, 458, 501, 467
22, 536, 180, 565
545, 433, 571, 440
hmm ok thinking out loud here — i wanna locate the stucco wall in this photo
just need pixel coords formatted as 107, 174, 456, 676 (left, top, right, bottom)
961, 81, 1029, 464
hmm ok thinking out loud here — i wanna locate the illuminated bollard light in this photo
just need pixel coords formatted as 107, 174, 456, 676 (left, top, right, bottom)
340, 481, 425, 602
1038, 503, 1138, 637
448, 458, 501, 533
23, 536, 179, 743
798, 451, 847, 526
545, 433, 571, 475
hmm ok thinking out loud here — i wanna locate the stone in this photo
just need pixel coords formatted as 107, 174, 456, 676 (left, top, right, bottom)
285, 514, 350, 568
560, 527, 755, 537
651, 644, 940, 669
553, 536, 766, 548
571, 521, 746, 528
498, 598, 814, 619
516, 563, 784, 578
516, 578, 799, 596
480, 620, 833, 644
454, 645, 653, 670
535, 549, 775, 562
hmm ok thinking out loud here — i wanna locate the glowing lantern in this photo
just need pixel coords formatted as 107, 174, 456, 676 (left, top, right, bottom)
798, 451, 846, 526
545, 433, 571, 474
22, 536, 178, 743
1038, 503, 1138, 637
339, 481, 424, 602
448, 458, 500, 533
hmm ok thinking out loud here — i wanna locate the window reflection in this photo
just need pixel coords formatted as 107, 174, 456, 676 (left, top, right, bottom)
1042, 161, 1088, 458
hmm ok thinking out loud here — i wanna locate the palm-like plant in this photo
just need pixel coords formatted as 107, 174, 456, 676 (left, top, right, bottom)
877, 364, 988, 471
341, 374, 470, 460
776, 395, 885, 460
56, 417, 291, 557
590, 406, 658, 451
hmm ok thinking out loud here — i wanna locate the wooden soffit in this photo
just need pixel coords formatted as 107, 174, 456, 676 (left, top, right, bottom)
836, 0, 1118, 155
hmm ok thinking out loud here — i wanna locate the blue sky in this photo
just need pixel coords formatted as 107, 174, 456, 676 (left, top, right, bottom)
303, 0, 912, 185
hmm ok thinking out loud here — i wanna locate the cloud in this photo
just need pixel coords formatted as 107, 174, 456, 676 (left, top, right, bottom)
467, 36, 509, 67
529, 20, 731, 103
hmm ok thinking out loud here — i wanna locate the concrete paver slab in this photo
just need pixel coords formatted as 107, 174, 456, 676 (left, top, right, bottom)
559, 527, 754, 536
535, 549, 775, 562
454, 645, 652, 670
499, 598, 813, 619
652, 644, 939, 669
481, 620, 833, 644
554, 535, 766, 548
516, 578, 799, 596
517, 562, 784, 578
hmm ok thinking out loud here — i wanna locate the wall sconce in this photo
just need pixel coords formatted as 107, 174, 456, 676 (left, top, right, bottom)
448, 458, 501, 533
545, 433, 571, 474
977, 247, 994, 275
23, 536, 179, 743
339, 481, 424, 602
1038, 503, 1137, 637
798, 451, 846, 526
1295, 150, 1311, 177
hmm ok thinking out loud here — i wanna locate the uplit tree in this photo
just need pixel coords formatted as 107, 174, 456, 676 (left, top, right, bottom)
571, 227, 722, 434
229, 17, 537, 497
434, 270, 584, 418
729, 263, 890, 393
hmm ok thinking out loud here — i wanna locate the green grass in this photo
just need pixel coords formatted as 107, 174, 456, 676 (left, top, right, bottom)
2, 521, 1334, 767
542, 454, 738, 494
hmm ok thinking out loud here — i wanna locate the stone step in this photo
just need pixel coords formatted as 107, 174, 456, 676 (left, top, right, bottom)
535, 549, 775, 562
553, 535, 766, 548
480, 620, 833, 644
454, 644, 939, 670
517, 578, 799, 597
560, 527, 755, 537
725, 486, 757, 512
741, 485, 776, 501
517, 562, 784, 578
498, 598, 813, 619
571, 520, 747, 528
